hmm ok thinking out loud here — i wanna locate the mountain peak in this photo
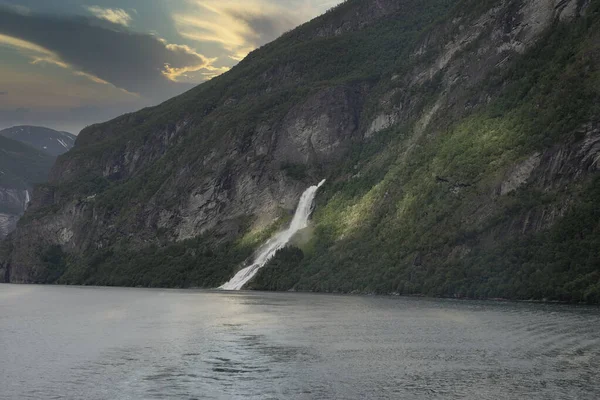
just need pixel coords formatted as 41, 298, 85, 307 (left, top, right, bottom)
0, 125, 76, 157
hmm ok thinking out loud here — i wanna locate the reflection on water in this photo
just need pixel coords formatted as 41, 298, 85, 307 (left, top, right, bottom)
1, 285, 599, 399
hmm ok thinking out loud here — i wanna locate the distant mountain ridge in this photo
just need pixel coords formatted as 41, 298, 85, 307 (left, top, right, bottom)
0, 126, 76, 156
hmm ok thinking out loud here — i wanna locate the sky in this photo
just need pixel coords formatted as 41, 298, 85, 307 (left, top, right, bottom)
0, 0, 342, 134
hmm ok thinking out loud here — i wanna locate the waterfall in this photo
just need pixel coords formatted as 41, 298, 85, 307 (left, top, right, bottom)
219, 180, 326, 291
24, 190, 30, 211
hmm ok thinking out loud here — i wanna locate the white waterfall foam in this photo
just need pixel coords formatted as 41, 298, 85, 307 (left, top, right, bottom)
219, 179, 326, 290
24, 190, 30, 211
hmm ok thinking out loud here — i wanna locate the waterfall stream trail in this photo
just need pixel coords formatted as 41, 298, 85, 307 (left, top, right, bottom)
219, 180, 326, 290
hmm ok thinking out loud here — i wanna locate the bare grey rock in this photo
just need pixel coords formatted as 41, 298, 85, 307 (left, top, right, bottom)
501, 153, 542, 195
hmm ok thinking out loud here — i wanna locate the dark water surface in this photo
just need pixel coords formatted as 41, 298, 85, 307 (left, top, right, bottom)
1, 285, 599, 399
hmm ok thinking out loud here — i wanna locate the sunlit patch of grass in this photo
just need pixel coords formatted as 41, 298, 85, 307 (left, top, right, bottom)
395, 192, 418, 219
318, 182, 385, 241
237, 213, 290, 249
430, 115, 519, 183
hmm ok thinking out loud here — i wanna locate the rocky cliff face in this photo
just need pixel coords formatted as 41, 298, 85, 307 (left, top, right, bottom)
2, 0, 599, 301
0, 189, 29, 239
0, 213, 18, 240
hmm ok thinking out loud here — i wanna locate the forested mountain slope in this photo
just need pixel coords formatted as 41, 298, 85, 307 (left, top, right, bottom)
1, 0, 599, 302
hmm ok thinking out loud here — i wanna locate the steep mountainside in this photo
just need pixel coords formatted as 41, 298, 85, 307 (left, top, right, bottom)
0, 135, 54, 239
0, 126, 76, 156
1, 0, 599, 302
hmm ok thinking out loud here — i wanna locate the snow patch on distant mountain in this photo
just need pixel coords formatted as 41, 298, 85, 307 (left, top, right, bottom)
57, 138, 69, 149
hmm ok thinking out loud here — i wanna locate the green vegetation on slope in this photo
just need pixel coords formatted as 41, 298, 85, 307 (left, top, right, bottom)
453, 176, 600, 303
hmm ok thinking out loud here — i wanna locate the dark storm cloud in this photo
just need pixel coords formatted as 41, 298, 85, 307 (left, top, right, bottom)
0, 7, 208, 101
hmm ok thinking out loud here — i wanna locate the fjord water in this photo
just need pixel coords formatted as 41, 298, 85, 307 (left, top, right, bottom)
1, 285, 599, 400
220, 180, 326, 290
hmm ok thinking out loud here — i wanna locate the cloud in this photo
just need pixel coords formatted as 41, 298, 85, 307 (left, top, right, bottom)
227, 10, 297, 44
0, 63, 140, 112
175, 0, 303, 61
86, 6, 132, 27
0, 2, 29, 15
0, 7, 219, 102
